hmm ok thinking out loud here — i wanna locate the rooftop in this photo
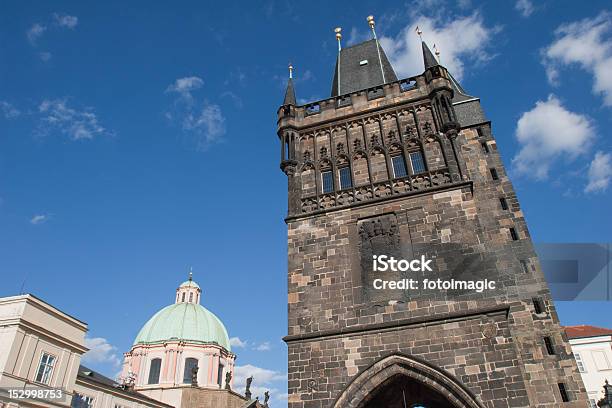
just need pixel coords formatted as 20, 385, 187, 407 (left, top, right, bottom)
565, 325, 612, 339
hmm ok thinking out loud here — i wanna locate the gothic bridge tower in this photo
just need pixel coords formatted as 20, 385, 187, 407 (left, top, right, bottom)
276, 21, 588, 408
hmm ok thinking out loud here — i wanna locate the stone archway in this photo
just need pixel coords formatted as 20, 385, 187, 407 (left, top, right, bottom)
333, 354, 486, 408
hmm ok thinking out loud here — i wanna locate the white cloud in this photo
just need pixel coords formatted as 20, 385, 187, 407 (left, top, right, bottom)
0, 101, 20, 119
512, 95, 595, 180
27, 23, 46, 45
165, 77, 226, 150
515, 0, 534, 18
38, 99, 107, 140
585, 151, 612, 193
30, 214, 48, 225
542, 11, 612, 106
53, 13, 78, 29
229, 337, 247, 348
378, 12, 499, 80
254, 341, 271, 351
166, 76, 204, 101
82, 337, 121, 367
234, 364, 286, 402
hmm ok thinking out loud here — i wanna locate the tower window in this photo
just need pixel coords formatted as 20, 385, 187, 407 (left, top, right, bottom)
189, 292, 193, 303
477, 127, 484, 137
532, 297, 545, 314
391, 155, 408, 178
481, 142, 489, 154
558, 383, 570, 402
321, 171, 334, 193
520, 260, 529, 273
183, 358, 198, 384
181, 293, 185, 302
35, 352, 56, 385
509, 227, 519, 241
544, 337, 555, 355
490, 168, 499, 180
409, 151, 426, 174
338, 167, 352, 190
499, 197, 508, 210
148, 358, 162, 384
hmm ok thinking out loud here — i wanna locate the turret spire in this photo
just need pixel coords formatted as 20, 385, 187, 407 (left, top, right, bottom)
367, 15, 386, 84
422, 41, 440, 70
283, 63, 296, 106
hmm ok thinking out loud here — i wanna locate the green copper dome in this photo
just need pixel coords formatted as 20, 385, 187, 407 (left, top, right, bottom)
133, 303, 230, 350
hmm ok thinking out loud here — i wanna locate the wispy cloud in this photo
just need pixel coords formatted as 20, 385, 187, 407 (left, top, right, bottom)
82, 337, 121, 367
53, 13, 78, 29
30, 214, 49, 225
585, 151, 612, 193
378, 12, 500, 80
39, 52, 52, 62
229, 337, 247, 348
234, 364, 287, 403
165, 76, 226, 150
254, 341, 271, 351
27, 23, 46, 45
38, 99, 108, 140
542, 11, 612, 106
0, 101, 20, 119
515, 0, 534, 18
512, 95, 595, 180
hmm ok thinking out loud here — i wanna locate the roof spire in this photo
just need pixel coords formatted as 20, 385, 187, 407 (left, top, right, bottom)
283, 63, 296, 106
421, 41, 440, 70
335, 27, 342, 96
367, 15, 387, 84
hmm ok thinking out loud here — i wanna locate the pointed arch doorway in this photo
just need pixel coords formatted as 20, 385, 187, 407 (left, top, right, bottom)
333, 354, 486, 408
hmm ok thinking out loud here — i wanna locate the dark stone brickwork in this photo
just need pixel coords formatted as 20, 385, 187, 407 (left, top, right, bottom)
277, 58, 588, 407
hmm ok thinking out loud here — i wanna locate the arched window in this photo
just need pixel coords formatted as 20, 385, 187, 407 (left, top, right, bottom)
148, 358, 162, 384
183, 358, 198, 384
217, 363, 224, 387
189, 292, 193, 303
181, 293, 185, 303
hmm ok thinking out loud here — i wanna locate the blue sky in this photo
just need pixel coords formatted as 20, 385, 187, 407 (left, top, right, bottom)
1, 1, 611, 406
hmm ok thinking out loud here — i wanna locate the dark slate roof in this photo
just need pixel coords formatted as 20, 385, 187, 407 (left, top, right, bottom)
447, 71, 488, 127
422, 41, 439, 70
77, 366, 174, 408
331, 39, 398, 97
283, 78, 296, 105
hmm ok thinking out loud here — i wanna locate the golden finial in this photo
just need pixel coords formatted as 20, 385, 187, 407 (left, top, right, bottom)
335, 27, 342, 51
367, 15, 375, 29
415, 26, 423, 41
288, 63, 293, 79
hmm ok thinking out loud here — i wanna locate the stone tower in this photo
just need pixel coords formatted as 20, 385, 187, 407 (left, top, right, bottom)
276, 26, 588, 408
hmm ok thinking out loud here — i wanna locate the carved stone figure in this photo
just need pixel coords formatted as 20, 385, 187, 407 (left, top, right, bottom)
225, 371, 232, 390
191, 365, 198, 386
245, 376, 253, 399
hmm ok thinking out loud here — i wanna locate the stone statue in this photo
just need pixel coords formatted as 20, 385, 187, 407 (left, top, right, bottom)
245, 376, 253, 399
225, 371, 232, 390
191, 365, 198, 386
264, 390, 270, 407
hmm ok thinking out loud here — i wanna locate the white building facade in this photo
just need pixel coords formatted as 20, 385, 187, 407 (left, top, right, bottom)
566, 325, 612, 408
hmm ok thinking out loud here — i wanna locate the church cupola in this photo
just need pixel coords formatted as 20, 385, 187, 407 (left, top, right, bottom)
176, 270, 201, 304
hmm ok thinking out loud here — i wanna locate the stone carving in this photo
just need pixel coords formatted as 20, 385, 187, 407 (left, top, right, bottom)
191, 365, 198, 386
423, 121, 433, 135
245, 376, 253, 399
307, 379, 317, 392
320, 147, 328, 158
482, 321, 497, 338
303, 150, 311, 161
370, 133, 379, 146
336, 142, 344, 153
388, 130, 397, 142
225, 371, 232, 390
405, 125, 415, 138
353, 139, 362, 149
264, 391, 270, 407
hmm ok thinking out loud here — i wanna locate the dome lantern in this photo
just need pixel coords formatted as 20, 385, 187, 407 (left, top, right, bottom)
176, 267, 201, 304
